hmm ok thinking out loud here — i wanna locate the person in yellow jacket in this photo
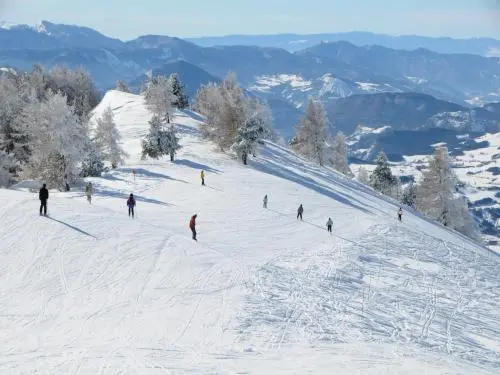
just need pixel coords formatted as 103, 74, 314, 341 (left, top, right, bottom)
200, 170, 205, 186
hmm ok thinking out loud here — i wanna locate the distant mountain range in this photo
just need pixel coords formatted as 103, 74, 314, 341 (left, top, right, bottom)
0, 20, 499, 143
186, 32, 500, 57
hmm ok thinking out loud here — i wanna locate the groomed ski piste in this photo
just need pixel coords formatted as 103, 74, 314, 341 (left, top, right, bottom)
0, 91, 499, 374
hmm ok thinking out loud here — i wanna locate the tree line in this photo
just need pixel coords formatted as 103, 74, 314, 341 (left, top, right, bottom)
360, 148, 477, 240
0, 65, 191, 189
269, 94, 477, 240
0, 66, 478, 240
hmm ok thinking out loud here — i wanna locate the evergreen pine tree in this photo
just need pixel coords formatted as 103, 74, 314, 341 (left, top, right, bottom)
369, 151, 397, 195
164, 125, 182, 161
401, 182, 417, 208
231, 117, 265, 165
0, 150, 16, 187
169, 74, 189, 109
141, 115, 180, 160
80, 148, 105, 177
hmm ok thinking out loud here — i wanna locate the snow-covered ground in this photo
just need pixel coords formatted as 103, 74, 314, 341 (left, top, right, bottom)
352, 131, 499, 250
1, 91, 499, 374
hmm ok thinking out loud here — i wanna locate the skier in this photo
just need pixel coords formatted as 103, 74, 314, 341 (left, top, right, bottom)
189, 214, 197, 241
397, 207, 403, 222
85, 182, 93, 204
132, 168, 137, 181
263, 194, 268, 209
127, 193, 136, 218
326, 217, 333, 233
200, 170, 205, 186
297, 204, 304, 220
39, 183, 49, 216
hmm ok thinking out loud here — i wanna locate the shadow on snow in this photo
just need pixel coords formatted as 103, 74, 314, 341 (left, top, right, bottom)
95, 188, 173, 207
115, 168, 188, 183
252, 144, 374, 215
174, 159, 222, 174
46, 216, 97, 239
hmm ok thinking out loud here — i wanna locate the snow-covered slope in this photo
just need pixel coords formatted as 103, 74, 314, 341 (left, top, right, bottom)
352, 131, 499, 250
1, 91, 499, 374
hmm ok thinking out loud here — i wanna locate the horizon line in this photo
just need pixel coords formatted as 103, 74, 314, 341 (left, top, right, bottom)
1, 19, 499, 42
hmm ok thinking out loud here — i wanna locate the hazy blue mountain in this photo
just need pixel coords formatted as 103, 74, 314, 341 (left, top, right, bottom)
128, 60, 222, 97
326, 92, 500, 135
0, 20, 123, 49
186, 32, 500, 56
0, 20, 499, 140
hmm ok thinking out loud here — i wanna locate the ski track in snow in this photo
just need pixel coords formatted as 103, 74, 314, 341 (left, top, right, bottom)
0, 91, 499, 374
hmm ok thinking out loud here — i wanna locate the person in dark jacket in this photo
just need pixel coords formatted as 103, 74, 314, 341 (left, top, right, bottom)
189, 214, 197, 241
297, 204, 303, 220
39, 183, 49, 216
326, 217, 333, 233
127, 194, 136, 218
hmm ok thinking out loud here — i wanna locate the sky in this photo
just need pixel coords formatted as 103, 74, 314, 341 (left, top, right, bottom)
1, 0, 499, 40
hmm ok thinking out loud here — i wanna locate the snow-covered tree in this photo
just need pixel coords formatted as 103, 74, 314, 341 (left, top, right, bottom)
164, 125, 182, 161
231, 117, 266, 165
21, 90, 88, 189
141, 115, 181, 160
401, 182, 417, 208
369, 151, 397, 196
144, 75, 174, 122
357, 166, 370, 185
194, 82, 223, 139
141, 115, 163, 159
45, 65, 99, 119
293, 98, 329, 166
416, 146, 478, 238
115, 80, 129, 93
215, 73, 247, 151
331, 132, 353, 176
0, 151, 16, 187
195, 73, 272, 155
93, 106, 127, 168
169, 73, 189, 109
80, 147, 105, 177
0, 75, 24, 154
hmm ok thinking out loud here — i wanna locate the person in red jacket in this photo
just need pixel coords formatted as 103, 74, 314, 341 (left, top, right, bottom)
189, 214, 197, 241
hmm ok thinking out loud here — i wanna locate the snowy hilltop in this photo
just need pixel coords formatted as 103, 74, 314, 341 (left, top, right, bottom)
0, 90, 499, 374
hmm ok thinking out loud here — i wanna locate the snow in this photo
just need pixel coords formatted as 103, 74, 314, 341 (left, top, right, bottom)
0, 21, 24, 30
357, 131, 499, 250
356, 82, 381, 92
1, 91, 499, 374
486, 47, 500, 57
288, 39, 308, 45
406, 76, 428, 85
465, 97, 484, 106
250, 74, 312, 92
348, 125, 392, 144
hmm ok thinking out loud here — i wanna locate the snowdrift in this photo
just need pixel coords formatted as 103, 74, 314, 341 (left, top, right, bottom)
0, 90, 498, 374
